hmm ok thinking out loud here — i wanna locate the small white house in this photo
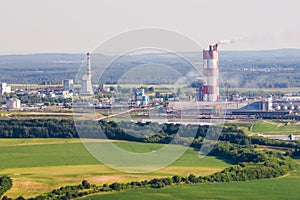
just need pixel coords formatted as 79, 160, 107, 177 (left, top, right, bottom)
289, 134, 296, 141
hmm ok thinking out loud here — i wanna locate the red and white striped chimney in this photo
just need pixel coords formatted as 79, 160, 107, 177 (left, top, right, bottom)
203, 44, 219, 102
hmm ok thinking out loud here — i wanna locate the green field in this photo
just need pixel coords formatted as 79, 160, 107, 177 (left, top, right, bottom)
225, 120, 300, 135
80, 159, 300, 200
252, 120, 300, 135
1, 132, 298, 199
0, 139, 230, 198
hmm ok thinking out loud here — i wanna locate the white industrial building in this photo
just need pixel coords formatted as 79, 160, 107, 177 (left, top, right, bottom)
63, 79, 74, 92
0, 82, 11, 95
6, 98, 21, 110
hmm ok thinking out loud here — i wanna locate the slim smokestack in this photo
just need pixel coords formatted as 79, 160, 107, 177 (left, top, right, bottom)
87, 53, 91, 76
80, 53, 93, 96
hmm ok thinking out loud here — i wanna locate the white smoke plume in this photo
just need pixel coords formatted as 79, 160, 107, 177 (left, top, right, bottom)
217, 36, 245, 45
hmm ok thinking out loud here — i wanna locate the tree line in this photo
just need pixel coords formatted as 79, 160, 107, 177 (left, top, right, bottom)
0, 119, 299, 151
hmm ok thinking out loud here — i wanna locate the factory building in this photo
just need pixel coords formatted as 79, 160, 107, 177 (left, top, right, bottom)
80, 53, 94, 96
202, 44, 219, 102
240, 96, 273, 111
230, 96, 292, 118
134, 88, 148, 106
97, 82, 106, 94
63, 79, 74, 92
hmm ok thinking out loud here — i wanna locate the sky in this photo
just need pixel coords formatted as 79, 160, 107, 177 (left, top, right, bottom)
1, 0, 300, 54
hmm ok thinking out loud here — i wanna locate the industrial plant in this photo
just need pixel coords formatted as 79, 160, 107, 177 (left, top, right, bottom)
68, 48, 300, 122
1, 48, 300, 123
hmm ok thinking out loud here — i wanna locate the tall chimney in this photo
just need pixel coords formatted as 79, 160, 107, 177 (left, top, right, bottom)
202, 45, 219, 101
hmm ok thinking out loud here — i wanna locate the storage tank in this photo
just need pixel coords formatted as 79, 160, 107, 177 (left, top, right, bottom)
274, 104, 281, 111
289, 105, 295, 110
282, 105, 288, 110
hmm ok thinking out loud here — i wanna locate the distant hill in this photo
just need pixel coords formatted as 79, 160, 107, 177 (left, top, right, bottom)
0, 49, 300, 87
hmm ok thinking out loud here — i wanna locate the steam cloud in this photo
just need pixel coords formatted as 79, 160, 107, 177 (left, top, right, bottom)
217, 37, 245, 45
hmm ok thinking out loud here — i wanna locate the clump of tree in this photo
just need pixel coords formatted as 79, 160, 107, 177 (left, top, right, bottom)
0, 176, 12, 198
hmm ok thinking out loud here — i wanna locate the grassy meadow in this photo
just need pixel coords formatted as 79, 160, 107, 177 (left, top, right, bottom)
252, 120, 300, 135
0, 139, 230, 198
